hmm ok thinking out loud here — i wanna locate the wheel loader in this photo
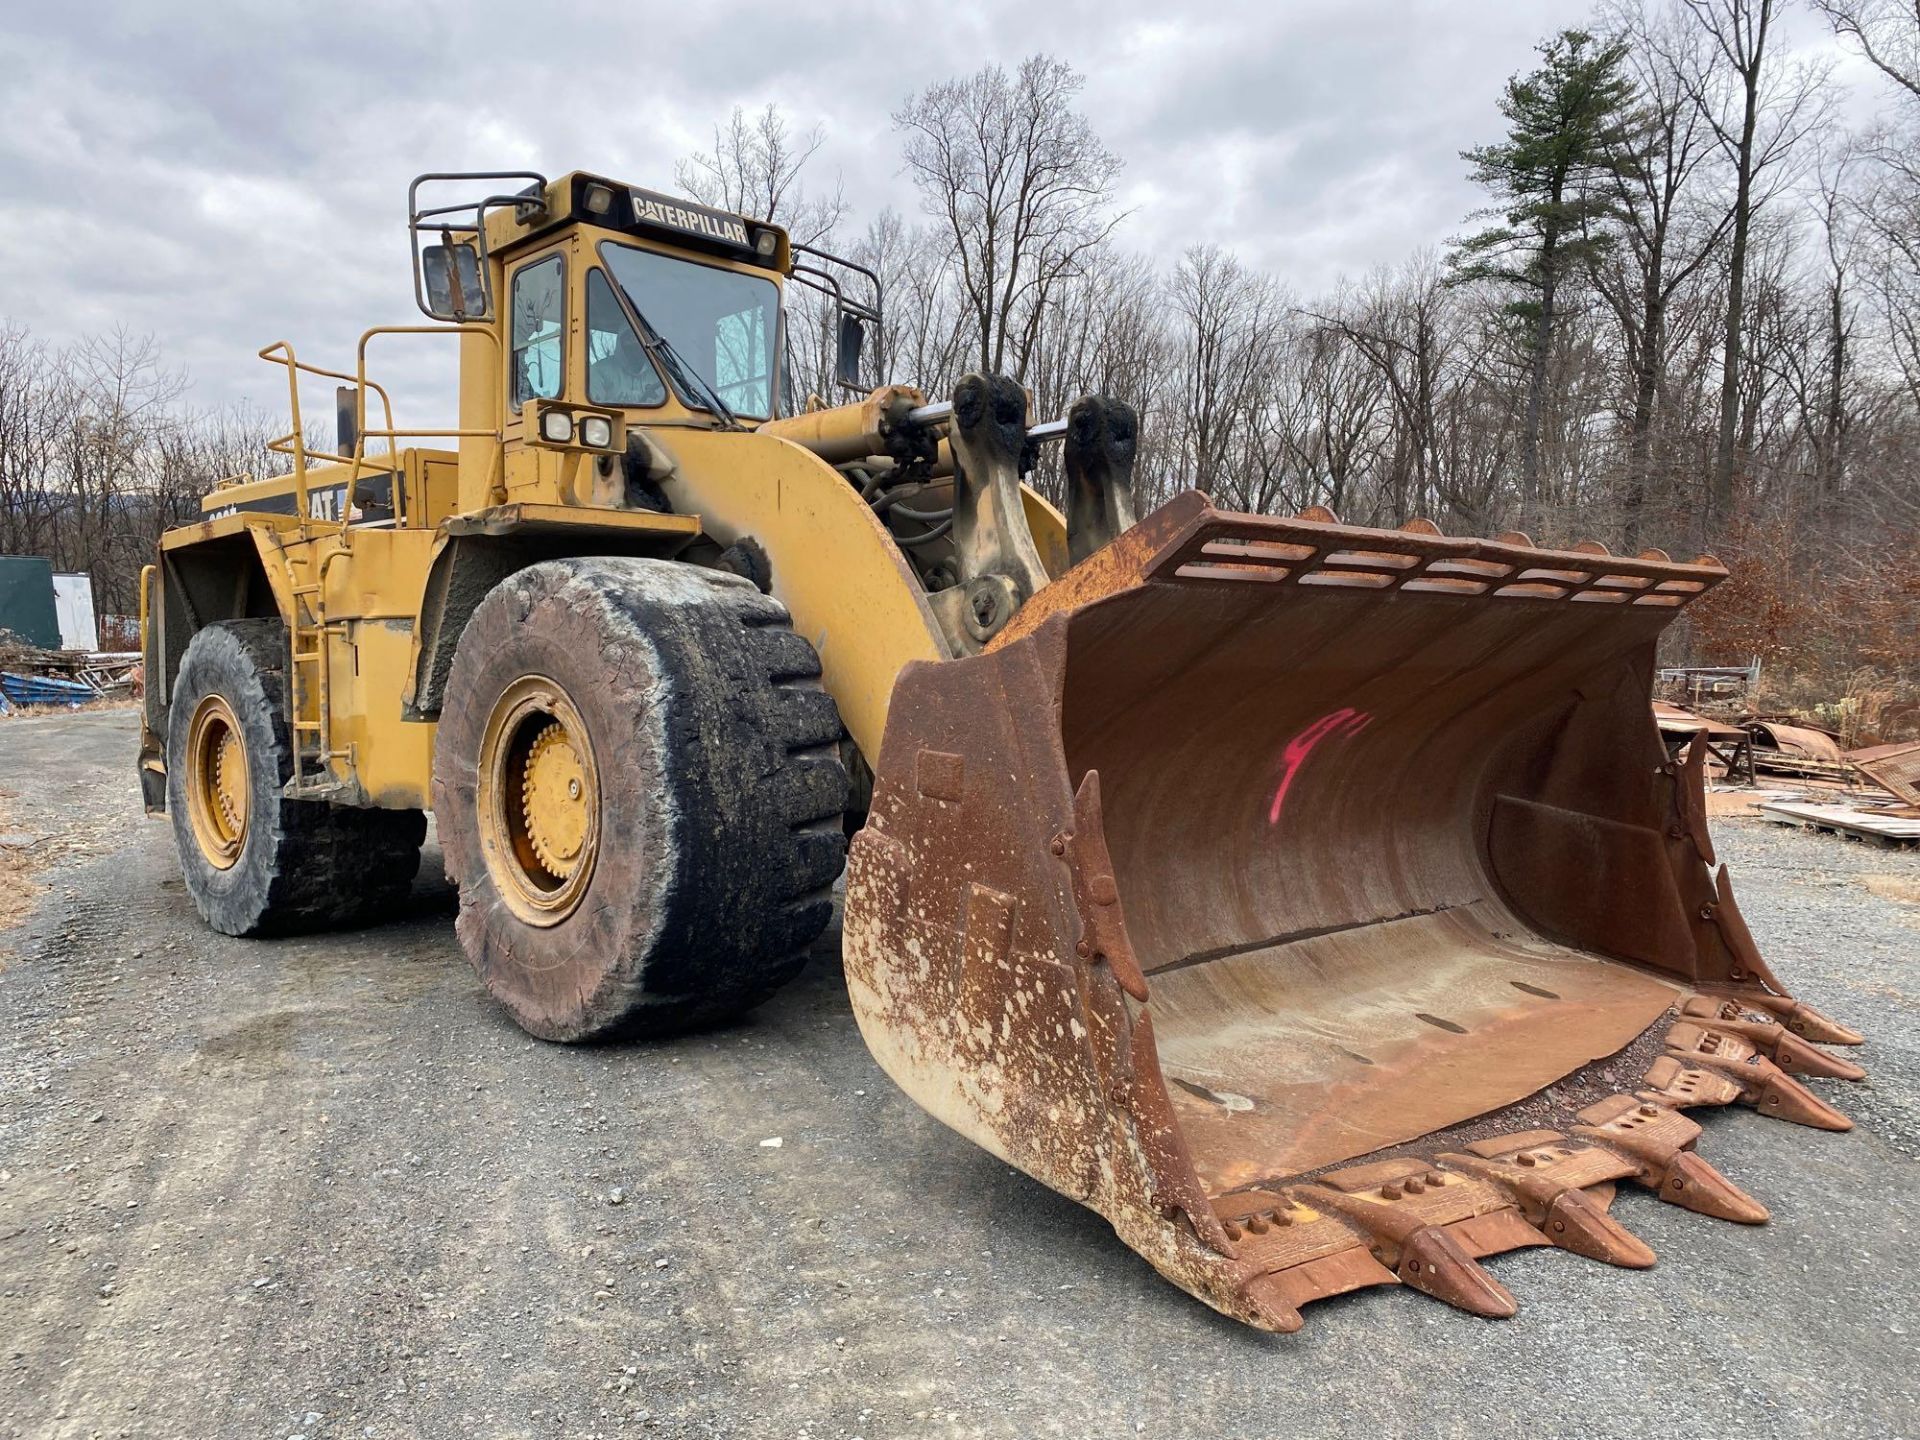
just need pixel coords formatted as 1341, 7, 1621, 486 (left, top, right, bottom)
138, 169, 1868, 1333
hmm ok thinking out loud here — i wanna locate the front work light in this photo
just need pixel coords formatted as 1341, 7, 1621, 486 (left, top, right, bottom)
540, 409, 574, 443
580, 415, 613, 449
584, 183, 616, 217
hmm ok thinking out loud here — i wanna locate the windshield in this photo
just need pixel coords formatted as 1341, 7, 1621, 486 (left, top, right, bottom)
600, 241, 781, 421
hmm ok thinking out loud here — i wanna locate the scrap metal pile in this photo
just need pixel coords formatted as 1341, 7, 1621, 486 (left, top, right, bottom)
0, 630, 141, 712
1655, 693, 1920, 846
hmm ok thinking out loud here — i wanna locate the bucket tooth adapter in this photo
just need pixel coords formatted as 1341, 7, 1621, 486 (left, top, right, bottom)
846, 490, 1865, 1331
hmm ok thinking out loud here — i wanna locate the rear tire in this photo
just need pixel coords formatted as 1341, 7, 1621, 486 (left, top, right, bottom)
432, 558, 848, 1041
166, 620, 426, 936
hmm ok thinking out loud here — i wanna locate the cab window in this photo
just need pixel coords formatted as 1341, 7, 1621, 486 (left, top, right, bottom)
713, 306, 772, 415
586, 269, 666, 407
509, 254, 564, 410
600, 242, 781, 420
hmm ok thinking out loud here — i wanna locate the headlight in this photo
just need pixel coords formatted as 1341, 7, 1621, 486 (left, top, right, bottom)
540, 409, 574, 443
754, 228, 778, 258
580, 415, 613, 449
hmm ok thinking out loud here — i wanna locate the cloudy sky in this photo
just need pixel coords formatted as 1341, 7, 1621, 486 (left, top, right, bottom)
0, 0, 1883, 424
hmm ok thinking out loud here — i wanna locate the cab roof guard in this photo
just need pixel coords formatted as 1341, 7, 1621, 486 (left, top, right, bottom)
790, 242, 884, 392
406, 170, 551, 325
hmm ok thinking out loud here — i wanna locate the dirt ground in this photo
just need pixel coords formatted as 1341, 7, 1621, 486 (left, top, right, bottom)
1, 709, 1917, 1440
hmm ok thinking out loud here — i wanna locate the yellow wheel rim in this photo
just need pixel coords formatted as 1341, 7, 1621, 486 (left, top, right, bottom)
477, 676, 600, 926
185, 695, 250, 869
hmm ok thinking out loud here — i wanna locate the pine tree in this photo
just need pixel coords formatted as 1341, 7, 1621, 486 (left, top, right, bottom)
1452, 30, 1642, 516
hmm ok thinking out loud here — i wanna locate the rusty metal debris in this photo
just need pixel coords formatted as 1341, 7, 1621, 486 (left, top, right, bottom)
1754, 739, 1920, 847
1654, 700, 1754, 782
1759, 798, 1920, 847
845, 492, 1866, 1333
1850, 740, 1920, 809
1745, 719, 1848, 780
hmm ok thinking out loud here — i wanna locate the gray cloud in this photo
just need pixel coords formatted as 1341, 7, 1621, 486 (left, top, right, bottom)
0, 0, 1882, 423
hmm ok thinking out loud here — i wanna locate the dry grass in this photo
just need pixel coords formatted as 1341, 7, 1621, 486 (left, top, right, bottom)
0, 791, 47, 945
1863, 874, 1920, 906
0, 696, 138, 720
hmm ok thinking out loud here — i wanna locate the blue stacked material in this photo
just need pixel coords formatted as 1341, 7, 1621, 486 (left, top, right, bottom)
1, 670, 95, 709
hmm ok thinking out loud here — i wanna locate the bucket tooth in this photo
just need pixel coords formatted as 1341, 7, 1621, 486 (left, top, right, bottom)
1737, 994, 1864, 1047
1541, 1187, 1657, 1269
1439, 1139, 1655, 1269
1658, 1150, 1772, 1225
1573, 1094, 1770, 1224
1665, 1022, 1855, 1130
1759, 1029, 1865, 1082
1741, 1065, 1854, 1131
1397, 1226, 1519, 1317
1677, 1000, 1866, 1080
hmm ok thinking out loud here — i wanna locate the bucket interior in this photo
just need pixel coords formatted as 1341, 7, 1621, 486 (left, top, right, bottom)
1061, 581, 1687, 1191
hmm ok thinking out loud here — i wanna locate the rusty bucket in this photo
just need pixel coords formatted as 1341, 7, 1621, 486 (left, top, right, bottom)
844, 491, 1864, 1332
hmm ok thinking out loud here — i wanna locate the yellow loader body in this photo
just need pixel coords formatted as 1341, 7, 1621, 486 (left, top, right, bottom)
138, 168, 1865, 1336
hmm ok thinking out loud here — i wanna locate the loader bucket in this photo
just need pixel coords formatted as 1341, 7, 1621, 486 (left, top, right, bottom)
844, 491, 1865, 1333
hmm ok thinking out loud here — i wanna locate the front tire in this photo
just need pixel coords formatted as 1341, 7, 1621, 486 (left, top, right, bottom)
432, 558, 849, 1041
166, 620, 426, 936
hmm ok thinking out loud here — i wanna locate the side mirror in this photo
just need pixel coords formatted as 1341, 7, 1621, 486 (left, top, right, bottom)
422, 241, 487, 321
835, 312, 867, 389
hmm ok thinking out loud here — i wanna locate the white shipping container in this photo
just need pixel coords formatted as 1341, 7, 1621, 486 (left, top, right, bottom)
51, 573, 98, 652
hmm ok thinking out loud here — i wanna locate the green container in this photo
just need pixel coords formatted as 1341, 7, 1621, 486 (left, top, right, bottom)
0, 556, 61, 649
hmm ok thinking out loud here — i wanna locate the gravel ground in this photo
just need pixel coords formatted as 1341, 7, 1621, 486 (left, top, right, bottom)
0, 709, 1916, 1440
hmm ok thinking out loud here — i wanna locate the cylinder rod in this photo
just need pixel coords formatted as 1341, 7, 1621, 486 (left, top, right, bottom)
905, 400, 1067, 444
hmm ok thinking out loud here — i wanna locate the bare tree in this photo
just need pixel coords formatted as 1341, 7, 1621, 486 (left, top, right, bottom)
1308, 256, 1463, 526
1682, 0, 1829, 528
1812, 0, 1920, 96
1167, 246, 1284, 503
1597, 0, 1735, 546
894, 56, 1124, 382
676, 104, 847, 245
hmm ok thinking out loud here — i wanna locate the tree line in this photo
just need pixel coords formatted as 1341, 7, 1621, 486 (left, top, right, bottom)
687, 1, 1917, 725
0, 324, 290, 628
2, 0, 1914, 728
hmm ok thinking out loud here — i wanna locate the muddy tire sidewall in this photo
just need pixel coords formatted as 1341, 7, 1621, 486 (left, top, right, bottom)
166, 623, 296, 935
433, 558, 846, 1041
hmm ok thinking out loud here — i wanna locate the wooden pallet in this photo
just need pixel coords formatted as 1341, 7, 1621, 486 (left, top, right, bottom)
1759, 799, 1920, 847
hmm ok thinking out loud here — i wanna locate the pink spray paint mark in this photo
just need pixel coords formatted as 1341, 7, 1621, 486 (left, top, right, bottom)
1268, 707, 1373, 823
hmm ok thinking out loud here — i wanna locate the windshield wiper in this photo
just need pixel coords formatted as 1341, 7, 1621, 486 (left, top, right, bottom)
619, 297, 745, 431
